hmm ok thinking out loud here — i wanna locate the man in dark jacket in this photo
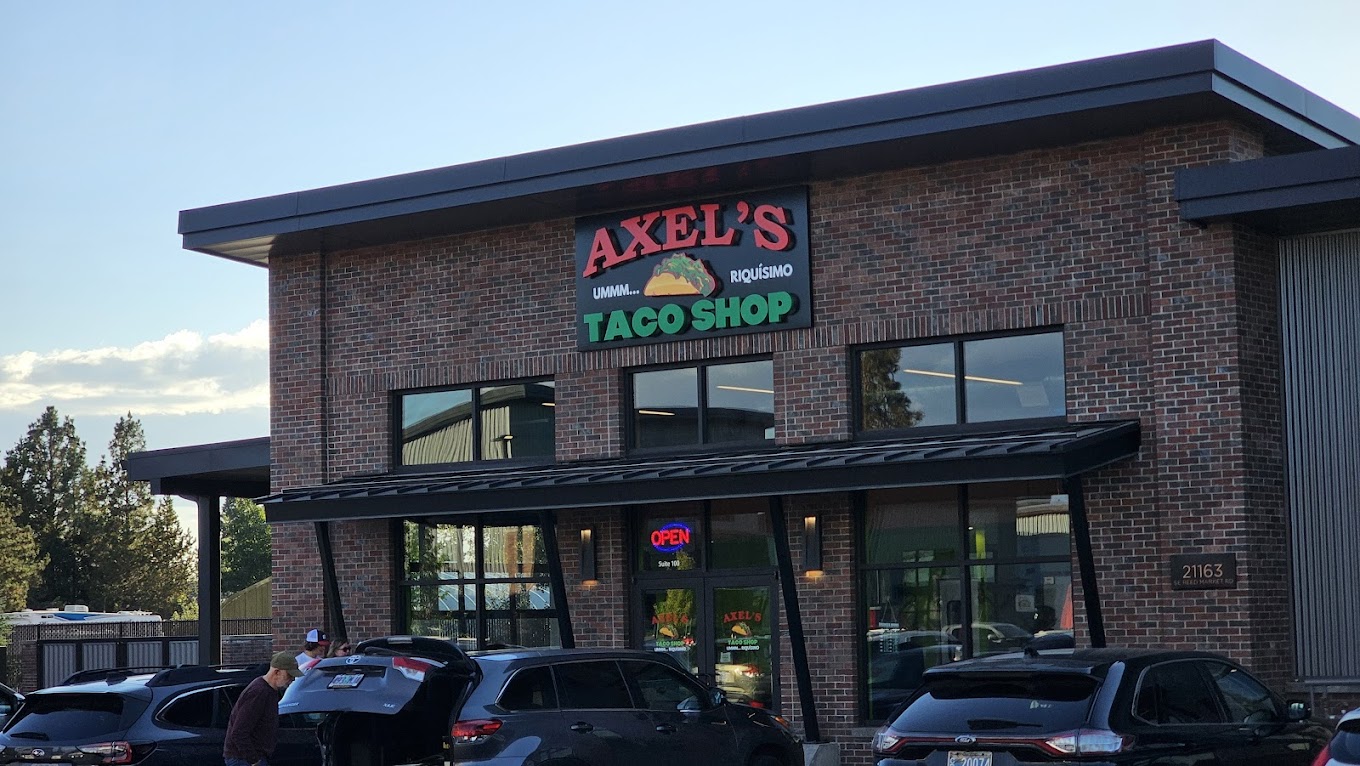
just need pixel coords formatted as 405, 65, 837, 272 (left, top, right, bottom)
224, 652, 303, 766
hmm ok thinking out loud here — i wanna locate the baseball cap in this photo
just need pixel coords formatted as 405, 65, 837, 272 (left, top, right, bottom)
270, 651, 304, 678
306, 628, 330, 645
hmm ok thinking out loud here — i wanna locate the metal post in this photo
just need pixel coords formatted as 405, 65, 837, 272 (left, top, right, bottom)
540, 510, 575, 649
1065, 477, 1106, 647
192, 494, 222, 665
769, 497, 821, 743
314, 522, 348, 643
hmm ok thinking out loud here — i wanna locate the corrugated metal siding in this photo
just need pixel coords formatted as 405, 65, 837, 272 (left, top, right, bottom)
1281, 230, 1360, 681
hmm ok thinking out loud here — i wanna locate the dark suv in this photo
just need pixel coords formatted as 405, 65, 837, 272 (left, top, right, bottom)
0, 665, 320, 766
871, 648, 1329, 765
280, 636, 802, 766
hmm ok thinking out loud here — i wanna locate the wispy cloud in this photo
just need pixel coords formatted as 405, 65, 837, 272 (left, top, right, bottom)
0, 321, 268, 417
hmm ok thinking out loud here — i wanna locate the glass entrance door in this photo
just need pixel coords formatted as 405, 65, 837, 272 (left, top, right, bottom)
639, 580, 777, 709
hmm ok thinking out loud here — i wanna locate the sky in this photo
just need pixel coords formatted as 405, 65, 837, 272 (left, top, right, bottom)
3, 0, 1359, 538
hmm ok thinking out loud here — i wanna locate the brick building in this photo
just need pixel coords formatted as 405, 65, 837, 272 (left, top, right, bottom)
153, 41, 1360, 763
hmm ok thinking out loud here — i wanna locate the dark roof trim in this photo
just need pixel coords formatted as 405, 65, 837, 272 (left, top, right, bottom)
181, 41, 1360, 266
126, 437, 271, 499
1176, 145, 1360, 235
259, 420, 1140, 524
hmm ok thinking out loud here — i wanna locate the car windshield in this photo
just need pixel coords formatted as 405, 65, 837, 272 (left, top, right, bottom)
2, 694, 145, 740
1332, 720, 1360, 763
992, 624, 1032, 638
891, 673, 1098, 734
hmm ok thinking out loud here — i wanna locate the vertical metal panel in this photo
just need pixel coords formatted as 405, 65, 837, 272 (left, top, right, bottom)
42, 645, 76, 688
80, 642, 117, 674
126, 641, 163, 668
168, 640, 199, 666
1281, 230, 1360, 681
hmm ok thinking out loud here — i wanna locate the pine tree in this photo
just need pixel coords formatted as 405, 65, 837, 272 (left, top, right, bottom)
0, 406, 89, 606
221, 497, 271, 596
860, 348, 920, 430
0, 500, 45, 612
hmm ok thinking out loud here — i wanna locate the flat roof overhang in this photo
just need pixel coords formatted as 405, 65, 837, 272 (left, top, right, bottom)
1176, 145, 1360, 235
180, 40, 1360, 267
125, 437, 270, 498
259, 420, 1140, 524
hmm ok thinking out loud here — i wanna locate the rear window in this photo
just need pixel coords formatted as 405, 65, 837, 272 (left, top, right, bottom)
3, 694, 148, 740
1331, 723, 1360, 765
891, 673, 1098, 734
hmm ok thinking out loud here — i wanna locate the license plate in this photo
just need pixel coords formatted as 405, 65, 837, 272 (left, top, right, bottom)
947, 752, 992, 766
327, 673, 364, 689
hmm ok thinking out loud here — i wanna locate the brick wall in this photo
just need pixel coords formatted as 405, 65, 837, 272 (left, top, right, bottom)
265, 119, 1328, 750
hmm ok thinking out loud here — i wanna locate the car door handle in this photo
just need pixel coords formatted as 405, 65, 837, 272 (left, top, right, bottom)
569, 722, 594, 733
655, 723, 676, 734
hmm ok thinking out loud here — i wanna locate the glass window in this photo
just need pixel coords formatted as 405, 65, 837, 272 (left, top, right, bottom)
498, 666, 559, 711
865, 487, 959, 565
624, 661, 708, 711
1204, 662, 1279, 724
963, 333, 1065, 422
397, 379, 554, 466
860, 481, 1074, 723
637, 506, 702, 572
967, 484, 1071, 560
3, 694, 147, 739
709, 498, 775, 569
857, 330, 1064, 433
401, 519, 557, 650
890, 674, 1099, 732
632, 360, 773, 450
555, 661, 634, 709
159, 688, 217, 728
1134, 662, 1227, 725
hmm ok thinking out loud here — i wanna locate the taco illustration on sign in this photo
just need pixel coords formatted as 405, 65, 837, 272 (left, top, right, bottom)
730, 622, 753, 637
643, 253, 718, 297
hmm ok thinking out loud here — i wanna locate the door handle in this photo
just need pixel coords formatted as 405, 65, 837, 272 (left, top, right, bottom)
655, 724, 676, 734
569, 722, 594, 733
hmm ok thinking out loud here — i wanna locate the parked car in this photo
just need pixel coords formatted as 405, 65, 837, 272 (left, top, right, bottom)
279, 635, 803, 766
1317, 707, 1360, 766
945, 622, 1034, 654
871, 647, 1329, 765
0, 684, 20, 728
0, 665, 320, 766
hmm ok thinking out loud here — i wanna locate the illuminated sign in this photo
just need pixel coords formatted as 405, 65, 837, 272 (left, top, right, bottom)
575, 188, 811, 350
650, 522, 693, 553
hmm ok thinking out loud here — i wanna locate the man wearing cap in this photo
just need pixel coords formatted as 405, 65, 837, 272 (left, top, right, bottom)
223, 652, 303, 766
295, 629, 329, 670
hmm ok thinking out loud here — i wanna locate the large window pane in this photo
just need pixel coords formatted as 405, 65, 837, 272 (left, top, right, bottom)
865, 486, 960, 565
965, 561, 1072, 653
406, 583, 476, 650
479, 382, 555, 460
483, 525, 547, 578
634, 368, 699, 448
963, 332, 1064, 422
485, 581, 557, 647
710, 498, 775, 569
863, 566, 961, 722
404, 522, 475, 578
400, 389, 473, 464
706, 361, 774, 443
861, 344, 957, 430
966, 482, 1069, 560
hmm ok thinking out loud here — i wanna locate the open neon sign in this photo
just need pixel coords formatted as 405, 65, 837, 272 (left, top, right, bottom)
650, 522, 692, 553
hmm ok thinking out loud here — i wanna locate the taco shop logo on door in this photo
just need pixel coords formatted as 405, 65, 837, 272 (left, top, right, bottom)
575, 187, 811, 349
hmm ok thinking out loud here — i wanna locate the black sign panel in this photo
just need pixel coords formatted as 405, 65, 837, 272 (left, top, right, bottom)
574, 187, 811, 350
1169, 553, 1237, 590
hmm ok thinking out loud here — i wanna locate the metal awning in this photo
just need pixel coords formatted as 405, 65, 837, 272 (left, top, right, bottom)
261, 420, 1140, 523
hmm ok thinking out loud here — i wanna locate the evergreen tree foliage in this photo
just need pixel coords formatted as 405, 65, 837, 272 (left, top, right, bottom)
221, 497, 271, 596
0, 409, 196, 617
0, 500, 45, 612
0, 406, 89, 606
860, 348, 921, 430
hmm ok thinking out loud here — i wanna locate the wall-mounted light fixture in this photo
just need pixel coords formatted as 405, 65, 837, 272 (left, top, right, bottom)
803, 514, 822, 573
579, 528, 597, 582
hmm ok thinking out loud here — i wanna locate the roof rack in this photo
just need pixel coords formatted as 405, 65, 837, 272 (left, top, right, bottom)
60, 663, 268, 688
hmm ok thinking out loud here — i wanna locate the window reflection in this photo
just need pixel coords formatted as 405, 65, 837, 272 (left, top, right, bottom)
857, 331, 1063, 432
398, 380, 555, 465
632, 360, 774, 449
634, 368, 699, 448
706, 362, 775, 443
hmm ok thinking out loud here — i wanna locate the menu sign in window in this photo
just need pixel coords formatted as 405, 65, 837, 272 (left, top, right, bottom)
575, 187, 811, 350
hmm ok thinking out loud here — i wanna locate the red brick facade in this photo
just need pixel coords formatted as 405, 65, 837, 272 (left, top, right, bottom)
265, 119, 1336, 761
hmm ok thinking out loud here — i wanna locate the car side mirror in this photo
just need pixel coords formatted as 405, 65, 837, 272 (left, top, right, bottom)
708, 687, 727, 708
1285, 701, 1310, 722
